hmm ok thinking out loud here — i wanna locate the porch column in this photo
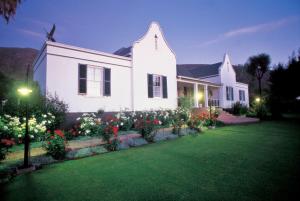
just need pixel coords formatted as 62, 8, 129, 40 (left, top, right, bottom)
204, 85, 208, 107
193, 83, 199, 108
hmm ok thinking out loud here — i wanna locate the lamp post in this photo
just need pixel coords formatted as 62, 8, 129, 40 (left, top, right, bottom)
17, 65, 32, 168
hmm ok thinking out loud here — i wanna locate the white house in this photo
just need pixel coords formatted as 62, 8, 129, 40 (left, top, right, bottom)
33, 22, 249, 113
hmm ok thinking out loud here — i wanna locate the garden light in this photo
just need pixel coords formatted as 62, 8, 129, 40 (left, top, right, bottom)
255, 97, 261, 103
17, 87, 32, 96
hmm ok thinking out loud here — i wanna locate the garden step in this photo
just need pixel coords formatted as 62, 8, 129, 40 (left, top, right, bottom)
217, 111, 259, 125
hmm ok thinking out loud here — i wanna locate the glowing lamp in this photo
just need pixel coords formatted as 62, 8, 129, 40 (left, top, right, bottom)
197, 92, 203, 100
17, 87, 32, 96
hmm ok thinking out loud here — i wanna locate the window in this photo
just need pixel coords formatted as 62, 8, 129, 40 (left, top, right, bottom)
226, 86, 234, 101
147, 74, 167, 99
153, 75, 162, 97
239, 90, 245, 101
78, 64, 111, 97
87, 66, 103, 96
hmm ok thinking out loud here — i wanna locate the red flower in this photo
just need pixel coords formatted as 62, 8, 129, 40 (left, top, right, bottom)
47, 141, 51, 145
153, 119, 159, 125
1, 139, 15, 146
54, 130, 64, 138
112, 126, 119, 137
50, 136, 55, 139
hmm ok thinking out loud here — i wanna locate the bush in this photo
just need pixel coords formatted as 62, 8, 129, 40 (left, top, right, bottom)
117, 111, 134, 131
0, 138, 15, 161
170, 108, 190, 135
102, 115, 120, 151
134, 115, 160, 142
178, 96, 193, 110
43, 130, 67, 159
76, 113, 100, 136
232, 102, 248, 116
43, 94, 68, 129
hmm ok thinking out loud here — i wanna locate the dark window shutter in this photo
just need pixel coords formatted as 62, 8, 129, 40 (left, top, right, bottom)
226, 87, 229, 100
104, 68, 111, 96
162, 76, 168, 98
231, 87, 234, 101
147, 74, 153, 98
78, 64, 87, 94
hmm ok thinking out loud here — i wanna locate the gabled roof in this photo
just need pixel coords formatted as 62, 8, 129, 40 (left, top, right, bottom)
113, 46, 132, 57
177, 62, 222, 78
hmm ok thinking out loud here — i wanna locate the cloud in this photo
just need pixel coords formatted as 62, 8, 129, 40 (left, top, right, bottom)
199, 16, 299, 47
17, 28, 44, 39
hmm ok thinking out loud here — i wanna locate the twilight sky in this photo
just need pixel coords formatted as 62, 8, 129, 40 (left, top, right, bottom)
0, 0, 299, 65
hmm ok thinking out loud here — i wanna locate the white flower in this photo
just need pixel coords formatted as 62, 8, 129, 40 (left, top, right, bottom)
76, 117, 80, 121
30, 135, 34, 139
18, 134, 22, 138
120, 122, 124, 126
34, 129, 38, 133
159, 121, 162, 125
42, 114, 47, 118
3, 125, 8, 130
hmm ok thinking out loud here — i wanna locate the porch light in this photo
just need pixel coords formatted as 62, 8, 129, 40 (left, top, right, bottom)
197, 92, 203, 100
255, 97, 261, 103
17, 87, 32, 96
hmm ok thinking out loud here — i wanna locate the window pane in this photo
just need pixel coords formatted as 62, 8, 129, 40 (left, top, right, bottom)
153, 75, 161, 97
94, 68, 102, 82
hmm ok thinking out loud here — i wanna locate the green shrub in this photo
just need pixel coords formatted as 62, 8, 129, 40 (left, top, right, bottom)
43, 130, 67, 159
43, 94, 68, 129
134, 117, 160, 142
232, 102, 248, 116
178, 96, 193, 110
170, 108, 190, 135
117, 111, 134, 131
76, 113, 99, 136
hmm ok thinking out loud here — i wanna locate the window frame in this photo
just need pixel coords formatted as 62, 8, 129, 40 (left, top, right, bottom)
239, 90, 245, 101
226, 86, 234, 101
78, 64, 106, 97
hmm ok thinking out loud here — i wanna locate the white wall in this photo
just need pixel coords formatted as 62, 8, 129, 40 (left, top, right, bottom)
219, 54, 249, 108
235, 82, 249, 107
45, 42, 132, 112
132, 22, 177, 111
219, 54, 237, 108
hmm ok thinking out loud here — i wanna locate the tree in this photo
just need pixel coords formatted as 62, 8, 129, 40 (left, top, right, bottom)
269, 49, 300, 117
0, 0, 22, 23
245, 53, 270, 97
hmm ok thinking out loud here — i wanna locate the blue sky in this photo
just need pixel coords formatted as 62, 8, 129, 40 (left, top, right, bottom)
0, 0, 299, 65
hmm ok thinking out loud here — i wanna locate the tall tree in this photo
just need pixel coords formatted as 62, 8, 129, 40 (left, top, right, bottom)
245, 53, 270, 97
0, 0, 22, 23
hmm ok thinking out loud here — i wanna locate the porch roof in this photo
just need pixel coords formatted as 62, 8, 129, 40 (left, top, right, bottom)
177, 63, 221, 78
177, 75, 221, 87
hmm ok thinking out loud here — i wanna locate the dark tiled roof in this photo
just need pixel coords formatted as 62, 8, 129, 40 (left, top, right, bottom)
177, 62, 222, 78
113, 46, 132, 57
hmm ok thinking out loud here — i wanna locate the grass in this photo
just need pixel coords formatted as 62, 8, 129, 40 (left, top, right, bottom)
1, 121, 300, 201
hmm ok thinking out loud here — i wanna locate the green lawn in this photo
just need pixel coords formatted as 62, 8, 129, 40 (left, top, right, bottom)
1, 121, 300, 201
